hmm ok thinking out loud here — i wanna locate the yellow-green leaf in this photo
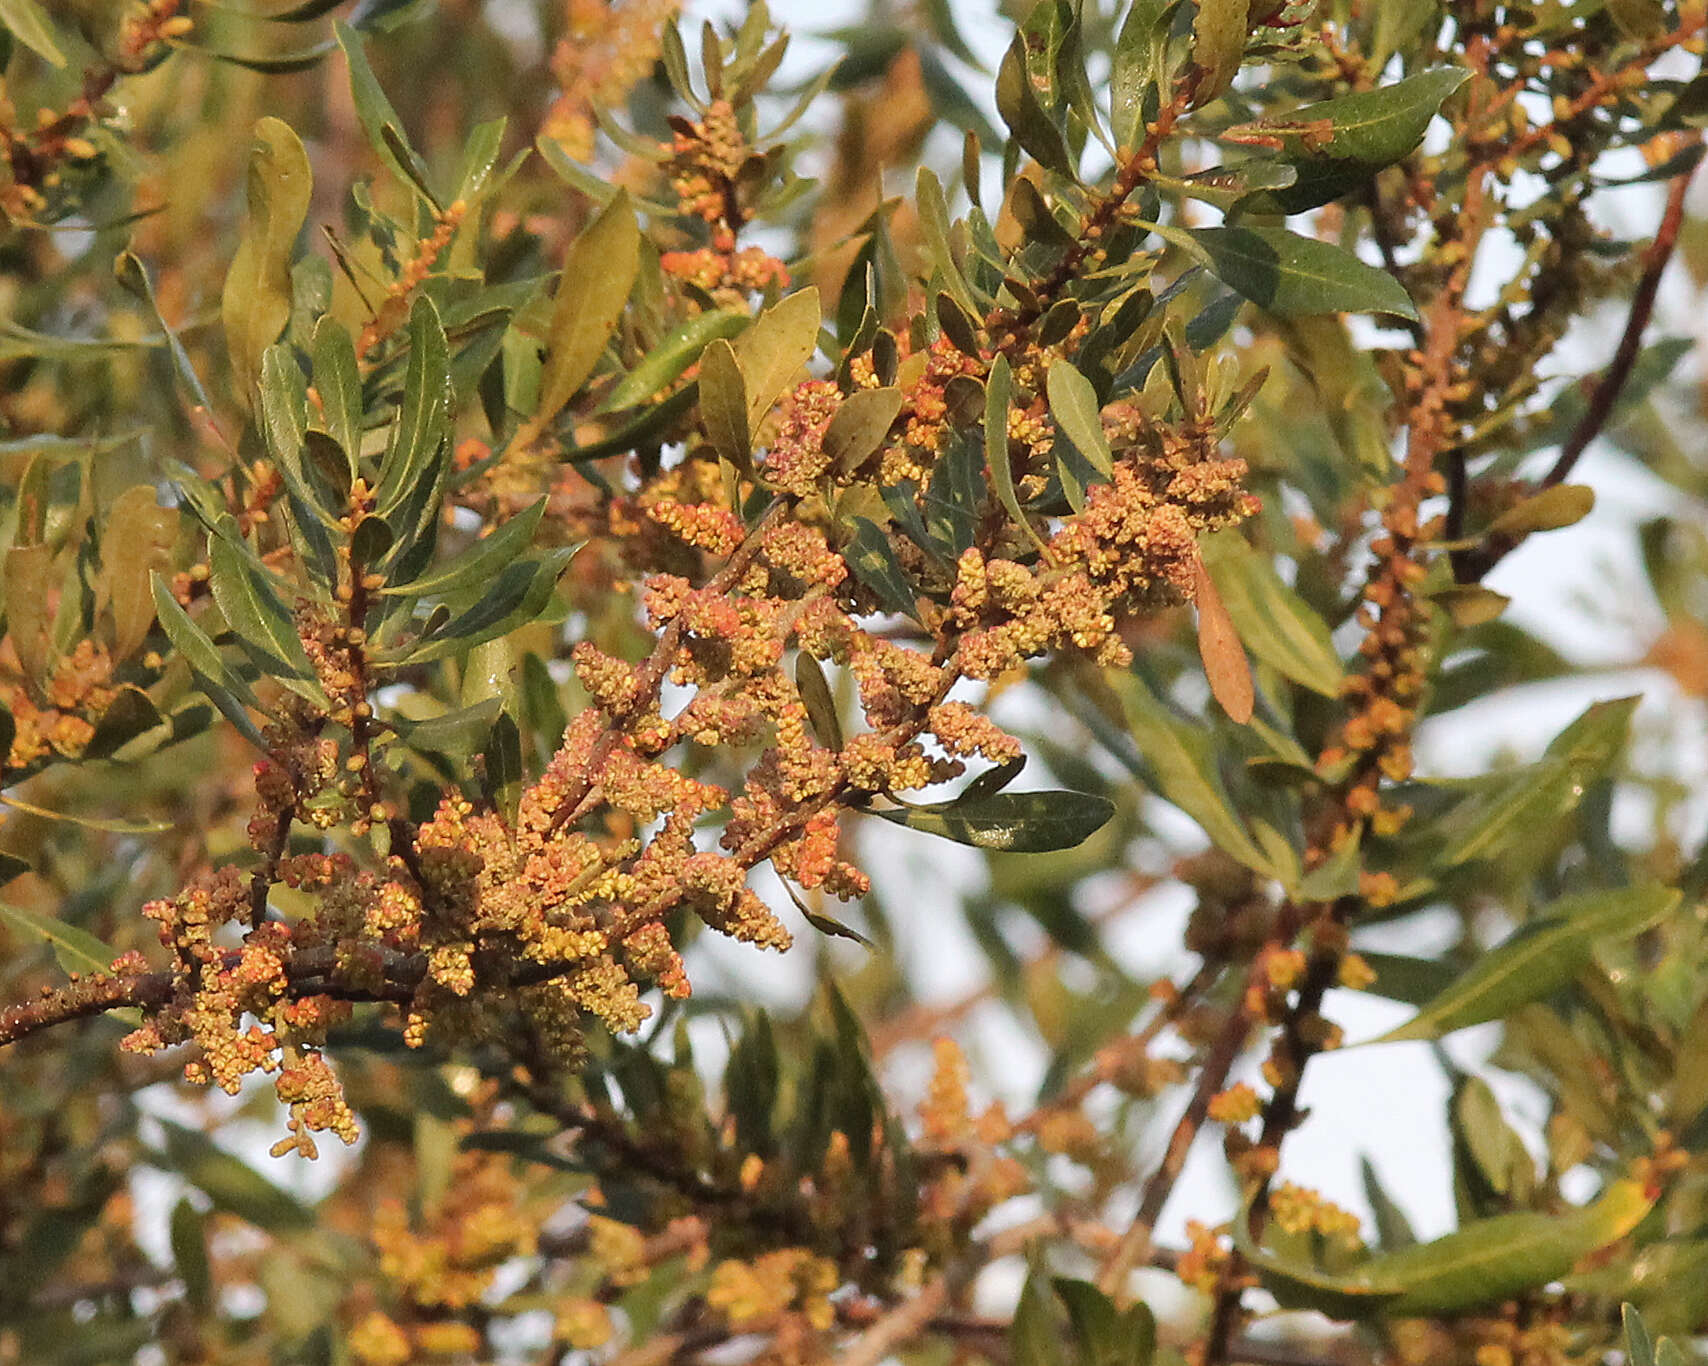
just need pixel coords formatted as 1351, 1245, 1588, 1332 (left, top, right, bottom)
699, 337, 752, 465
731, 287, 821, 432
222, 118, 313, 404
531, 191, 641, 432
1487, 483, 1595, 537
99, 486, 179, 663
0, 0, 66, 67
1190, 0, 1248, 106
1200, 531, 1342, 696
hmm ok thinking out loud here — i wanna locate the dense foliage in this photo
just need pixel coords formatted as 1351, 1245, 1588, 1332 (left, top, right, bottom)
2, 1, 1707, 1363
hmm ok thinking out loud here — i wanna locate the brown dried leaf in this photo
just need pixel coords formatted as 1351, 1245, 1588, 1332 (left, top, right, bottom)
1195, 554, 1253, 724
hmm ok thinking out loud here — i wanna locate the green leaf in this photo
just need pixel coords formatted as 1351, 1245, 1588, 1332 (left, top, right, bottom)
731, 288, 821, 431
1190, 0, 1248, 106
1297, 827, 1361, 901
531, 191, 641, 431
1053, 1279, 1155, 1366
843, 517, 921, 622
996, 26, 1072, 174
0, 0, 65, 67
1232, 68, 1471, 213
1377, 885, 1681, 1042
383, 498, 547, 599
208, 534, 323, 700
985, 354, 1050, 558
1624, 1305, 1657, 1366
698, 337, 753, 465
824, 386, 904, 475
916, 168, 979, 315
99, 486, 179, 664
397, 548, 575, 664
873, 790, 1114, 853
1111, 0, 1179, 149
481, 711, 524, 826
602, 308, 750, 411
1240, 1179, 1653, 1320
310, 317, 364, 478
794, 652, 843, 751
1434, 696, 1636, 868
374, 295, 451, 522
1184, 226, 1418, 320
1046, 361, 1113, 478
170, 1201, 213, 1314
1011, 1268, 1067, 1366
333, 21, 435, 200
150, 573, 268, 748
222, 118, 313, 403
155, 1122, 315, 1232
1487, 483, 1595, 537
0, 902, 122, 980
1199, 531, 1341, 696
1107, 671, 1275, 876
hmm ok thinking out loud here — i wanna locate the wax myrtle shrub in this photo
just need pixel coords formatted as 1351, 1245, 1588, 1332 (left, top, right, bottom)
1, 0, 1707, 1361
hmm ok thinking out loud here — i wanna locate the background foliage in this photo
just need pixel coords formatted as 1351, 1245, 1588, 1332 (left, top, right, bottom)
2, 1, 1708, 1364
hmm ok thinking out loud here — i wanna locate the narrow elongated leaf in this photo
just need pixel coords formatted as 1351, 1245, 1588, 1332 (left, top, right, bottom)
397, 548, 575, 664
382, 499, 547, 598
1241, 1179, 1653, 1319
1200, 531, 1342, 696
531, 191, 641, 430
0, 793, 172, 835
0, 0, 66, 66
1108, 671, 1275, 876
311, 318, 364, 477
0, 902, 123, 980
1377, 886, 1681, 1042
208, 535, 321, 697
1194, 556, 1254, 724
917, 168, 979, 315
151, 574, 268, 748
602, 308, 750, 410
1233, 68, 1471, 213
1046, 361, 1113, 477
156, 1122, 315, 1231
5, 542, 55, 685
985, 354, 1049, 557
794, 652, 843, 751
374, 296, 451, 519
222, 119, 313, 402
873, 791, 1113, 852
334, 21, 435, 198
1185, 226, 1418, 320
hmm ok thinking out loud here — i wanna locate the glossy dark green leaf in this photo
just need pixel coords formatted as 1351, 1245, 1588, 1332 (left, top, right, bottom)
1185, 226, 1418, 320
873, 789, 1113, 853
334, 21, 435, 199
481, 711, 524, 825
1233, 68, 1470, 212
383, 498, 547, 598
794, 652, 843, 751
843, 517, 921, 622
1378, 885, 1680, 1042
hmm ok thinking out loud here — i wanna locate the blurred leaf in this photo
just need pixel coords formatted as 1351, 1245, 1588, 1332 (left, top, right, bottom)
1108, 671, 1275, 876
334, 20, 435, 198
1625, 1304, 1657, 1366
1054, 1279, 1155, 1366
1194, 555, 1254, 724
0, 902, 123, 980
1191, 0, 1248, 106
0, 792, 171, 835
1486, 484, 1595, 537
155, 1122, 315, 1231
482, 711, 524, 825
1377, 886, 1680, 1042
872, 789, 1114, 853
170, 1200, 213, 1313
99, 486, 178, 663
0, 0, 64, 66
222, 118, 312, 403
1200, 531, 1342, 696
